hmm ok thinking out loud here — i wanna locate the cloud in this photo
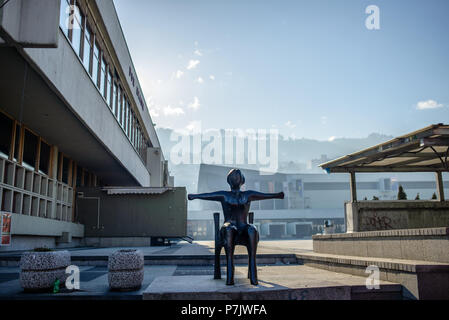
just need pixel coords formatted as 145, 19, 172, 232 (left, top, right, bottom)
416, 99, 444, 110
196, 77, 204, 84
209, 75, 215, 80
328, 136, 336, 142
188, 97, 201, 110
194, 49, 203, 57
285, 121, 296, 129
187, 60, 200, 70
163, 105, 185, 116
175, 70, 184, 79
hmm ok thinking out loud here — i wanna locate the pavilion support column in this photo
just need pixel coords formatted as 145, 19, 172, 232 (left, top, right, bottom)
435, 171, 445, 202
349, 171, 357, 202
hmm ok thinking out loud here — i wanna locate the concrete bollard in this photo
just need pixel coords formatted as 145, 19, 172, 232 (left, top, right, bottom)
20, 250, 70, 291
108, 249, 144, 291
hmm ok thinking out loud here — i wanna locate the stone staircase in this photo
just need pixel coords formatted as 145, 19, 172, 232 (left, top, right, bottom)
296, 227, 449, 300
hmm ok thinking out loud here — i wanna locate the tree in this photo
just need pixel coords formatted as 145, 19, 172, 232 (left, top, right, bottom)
432, 192, 438, 200
372, 196, 380, 200
415, 193, 420, 200
397, 185, 407, 200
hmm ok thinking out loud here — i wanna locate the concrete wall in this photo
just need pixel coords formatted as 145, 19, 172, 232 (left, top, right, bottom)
345, 201, 449, 232
0, 0, 60, 47
0, 213, 84, 252
76, 187, 187, 239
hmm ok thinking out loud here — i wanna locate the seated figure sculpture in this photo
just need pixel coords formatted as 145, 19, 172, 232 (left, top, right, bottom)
188, 169, 284, 286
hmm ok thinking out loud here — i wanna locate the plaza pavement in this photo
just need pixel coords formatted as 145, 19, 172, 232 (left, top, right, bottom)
0, 240, 402, 300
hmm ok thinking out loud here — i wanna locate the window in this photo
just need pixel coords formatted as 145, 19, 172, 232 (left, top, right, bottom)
120, 94, 126, 128
23, 130, 38, 171
39, 141, 51, 176
13, 125, 21, 162
127, 106, 131, 137
0, 112, 13, 159
76, 165, 83, 187
112, 82, 117, 115
124, 100, 129, 134
59, 0, 70, 37
100, 56, 106, 97
83, 24, 92, 74
92, 41, 100, 87
62, 156, 70, 184
71, 4, 83, 56
117, 85, 122, 120
107, 70, 113, 108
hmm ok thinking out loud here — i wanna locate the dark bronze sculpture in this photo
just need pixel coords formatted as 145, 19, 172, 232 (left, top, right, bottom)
188, 169, 284, 286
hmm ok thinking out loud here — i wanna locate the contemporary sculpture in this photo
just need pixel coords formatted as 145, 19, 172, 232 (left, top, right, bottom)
188, 169, 284, 285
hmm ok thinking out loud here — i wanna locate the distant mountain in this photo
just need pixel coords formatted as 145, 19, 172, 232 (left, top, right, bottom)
156, 127, 393, 192
156, 127, 393, 165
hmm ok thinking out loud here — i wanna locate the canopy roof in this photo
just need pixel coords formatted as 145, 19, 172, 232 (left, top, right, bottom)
320, 124, 449, 173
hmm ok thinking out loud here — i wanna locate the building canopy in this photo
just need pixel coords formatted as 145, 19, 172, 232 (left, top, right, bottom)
320, 124, 449, 173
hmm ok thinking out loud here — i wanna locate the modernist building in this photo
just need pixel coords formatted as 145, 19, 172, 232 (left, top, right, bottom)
0, 0, 179, 251
187, 164, 449, 240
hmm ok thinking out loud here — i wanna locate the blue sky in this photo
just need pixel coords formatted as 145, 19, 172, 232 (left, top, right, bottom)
113, 0, 449, 141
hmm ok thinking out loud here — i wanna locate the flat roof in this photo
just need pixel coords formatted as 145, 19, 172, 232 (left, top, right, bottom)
320, 124, 449, 173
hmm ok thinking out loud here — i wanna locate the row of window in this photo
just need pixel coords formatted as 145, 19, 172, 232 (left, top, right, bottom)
59, 0, 148, 161
0, 111, 98, 188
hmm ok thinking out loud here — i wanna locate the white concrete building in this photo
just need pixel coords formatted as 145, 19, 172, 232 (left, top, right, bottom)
0, 0, 174, 250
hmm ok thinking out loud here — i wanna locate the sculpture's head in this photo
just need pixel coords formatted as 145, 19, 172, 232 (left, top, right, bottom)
227, 169, 245, 190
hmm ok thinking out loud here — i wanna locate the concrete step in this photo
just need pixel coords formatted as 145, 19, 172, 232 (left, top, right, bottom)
295, 251, 449, 300
313, 227, 449, 263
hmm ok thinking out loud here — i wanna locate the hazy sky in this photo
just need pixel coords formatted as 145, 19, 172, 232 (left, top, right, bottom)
113, 0, 449, 141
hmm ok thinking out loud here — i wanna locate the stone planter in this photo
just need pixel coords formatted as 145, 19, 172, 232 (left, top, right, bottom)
20, 250, 70, 291
108, 249, 144, 291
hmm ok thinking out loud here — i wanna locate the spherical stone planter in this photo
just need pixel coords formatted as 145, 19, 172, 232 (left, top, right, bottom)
108, 249, 144, 291
20, 250, 70, 291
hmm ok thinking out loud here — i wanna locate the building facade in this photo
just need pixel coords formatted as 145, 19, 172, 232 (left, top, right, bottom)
0, 0, 176, 251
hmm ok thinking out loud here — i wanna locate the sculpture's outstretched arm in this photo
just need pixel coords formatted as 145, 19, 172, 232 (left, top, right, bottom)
247, 191, 284, 202
188, 191, 226, 202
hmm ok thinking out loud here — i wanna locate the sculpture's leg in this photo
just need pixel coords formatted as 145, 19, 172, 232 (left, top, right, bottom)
214, 245, 222, 279
222, 226, 237, 286
247, 225, 259, 285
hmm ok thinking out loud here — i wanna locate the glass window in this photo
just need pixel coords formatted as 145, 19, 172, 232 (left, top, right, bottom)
83, 24, 92, 74
92, 41, 100, 87
112, 82, 117, 115
100, 57, 106, 97
59, 0, 70, 36
13, 125, 21, 162
124, 100, 129, 134
127, 106, 131, 137
62, 156, 70, 184
107, 71, 113, 108
23, 130, 38, 171
117, 86, 122, 120
0, 112, 13, 159
121, 95, 126, 128
71, 4, 83, 56
76, 165, 83, 187
39, 141, 51, 176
